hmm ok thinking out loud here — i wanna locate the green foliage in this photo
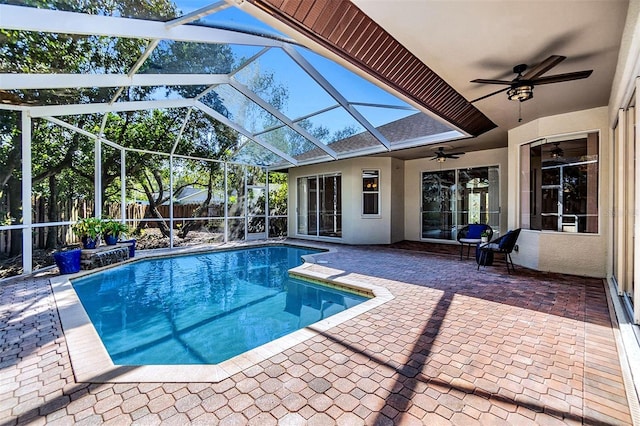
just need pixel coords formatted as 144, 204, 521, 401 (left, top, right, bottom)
72, 217, 103, 239
268, 172, 288, 216
102, 220, 130, 238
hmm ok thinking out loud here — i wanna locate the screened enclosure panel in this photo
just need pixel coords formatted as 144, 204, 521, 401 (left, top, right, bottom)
31, 119, 95, 223
233, 48, 338, 120
0, 31, 147, 74
295, 47, 414, 107
2, 0, 181, 20
0, 2, 465, 167
196, 6, 287, 39
259, 126, 320, 159
296, 107, 366, 146
140, 40, 245, 75
2, 88, 121, 106
226, 164, 246, 218
231, 139, 285, 167
207, 84, 283, 134
0, 0, 479, 278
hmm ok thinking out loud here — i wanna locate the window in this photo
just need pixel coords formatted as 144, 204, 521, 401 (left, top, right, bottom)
421, 166, 499, 240
520, 133, 598, 233
296, 174, 342, 237
362, 170, 380, 215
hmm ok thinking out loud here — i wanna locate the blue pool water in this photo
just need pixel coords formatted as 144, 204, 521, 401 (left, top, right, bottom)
71, 245, 368, 365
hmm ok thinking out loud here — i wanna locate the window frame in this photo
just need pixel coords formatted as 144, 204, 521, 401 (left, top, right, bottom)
295, 172, 342, 239
361, 169, 381, 217
420, 165, 500, 241
519, 131, 600, 234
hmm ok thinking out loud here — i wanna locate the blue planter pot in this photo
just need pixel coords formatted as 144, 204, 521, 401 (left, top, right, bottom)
81, 236, 98, 249
104, 234, 118, 245
53, 249, 81, 274
121, 239, 136, 258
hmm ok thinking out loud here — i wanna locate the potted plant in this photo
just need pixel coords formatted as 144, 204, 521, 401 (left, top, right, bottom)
72, 217, 103, 249
102, 220, 129, 245
481, 230, 490, 243
53, 247, 82, 274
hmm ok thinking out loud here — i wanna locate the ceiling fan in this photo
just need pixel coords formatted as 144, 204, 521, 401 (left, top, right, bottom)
548, 142, 564, 159
430, 147, 465, 163
470, 55, 593, 103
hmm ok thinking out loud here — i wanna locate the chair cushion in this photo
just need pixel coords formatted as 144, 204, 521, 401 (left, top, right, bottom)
466, 224, 485, 239
459, 238, 481, 244
482, 243, 500, 251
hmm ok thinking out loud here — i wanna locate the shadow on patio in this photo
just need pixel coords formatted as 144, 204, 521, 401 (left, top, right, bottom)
0, 242, 633, 425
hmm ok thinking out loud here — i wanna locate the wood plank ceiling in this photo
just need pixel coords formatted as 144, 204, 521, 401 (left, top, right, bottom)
245, 0, 496, 137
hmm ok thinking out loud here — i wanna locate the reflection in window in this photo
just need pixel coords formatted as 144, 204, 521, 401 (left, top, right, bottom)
520, 133, 598, 233
421, 170, 455, 240
297, 174, 341, 238
362, 170, 379, 215
421, 166, 499, 241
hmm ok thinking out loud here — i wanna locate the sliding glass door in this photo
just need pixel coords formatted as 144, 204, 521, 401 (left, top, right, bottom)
297, 174, 342, 238
421, 170, 455, 239
421, 166, 499, 240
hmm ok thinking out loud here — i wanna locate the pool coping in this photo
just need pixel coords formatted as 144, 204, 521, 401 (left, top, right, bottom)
49, 241, 394, 383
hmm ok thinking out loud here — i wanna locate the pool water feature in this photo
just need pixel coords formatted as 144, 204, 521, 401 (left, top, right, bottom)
71, 245, 369, 365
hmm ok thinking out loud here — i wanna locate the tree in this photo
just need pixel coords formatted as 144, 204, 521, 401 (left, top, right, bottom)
0, 0, 178, 256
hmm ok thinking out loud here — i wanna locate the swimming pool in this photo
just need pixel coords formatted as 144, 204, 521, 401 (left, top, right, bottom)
71, 245, 369, 365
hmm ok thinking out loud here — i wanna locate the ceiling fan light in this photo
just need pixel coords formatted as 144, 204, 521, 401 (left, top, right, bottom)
550, 143, 564, 158
507, 84, 533, 102
436, 156, 446, 163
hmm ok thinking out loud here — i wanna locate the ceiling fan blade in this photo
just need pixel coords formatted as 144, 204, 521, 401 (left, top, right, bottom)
522, 55, 566, 80
470, 87, 509, 103
447, 156, 460, 159
533, 70, 593, 85
447, 152, 466, 156
470, 79, 512, 85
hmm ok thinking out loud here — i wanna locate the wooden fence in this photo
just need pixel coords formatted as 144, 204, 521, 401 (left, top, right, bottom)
1, 198, 210, 254
1, 196, 279, 255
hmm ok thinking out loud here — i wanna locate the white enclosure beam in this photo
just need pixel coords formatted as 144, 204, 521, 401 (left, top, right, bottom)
195, 101, 298, 166
121, 149, 127, 224
0, 73, 229, 91
169, 155, 174, 249
349, 101, 417, 111
94, 138, 102, 219
0, 4, 290, 47
244, 170, 248, 241
29, 99, 196, 118
171, 109, 193, 154
21, 112, 32, 274
128, 40, 161, 78
166, 1, 229, 28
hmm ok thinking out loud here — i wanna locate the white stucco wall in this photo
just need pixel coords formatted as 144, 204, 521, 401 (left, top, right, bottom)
403, 147, 509, 242
287, 157, 397, 244
508, 106, 610, 277
390, 158, 405, 243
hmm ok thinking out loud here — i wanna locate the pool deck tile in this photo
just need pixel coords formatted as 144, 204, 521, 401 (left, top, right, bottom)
0, 241, 637, 425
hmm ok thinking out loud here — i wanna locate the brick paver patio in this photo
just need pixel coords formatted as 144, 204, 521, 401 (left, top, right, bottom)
0, 242, 634, 425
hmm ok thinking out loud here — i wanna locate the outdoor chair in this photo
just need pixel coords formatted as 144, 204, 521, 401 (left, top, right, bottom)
457, 224, 493, 260
477, 228, 522, 274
